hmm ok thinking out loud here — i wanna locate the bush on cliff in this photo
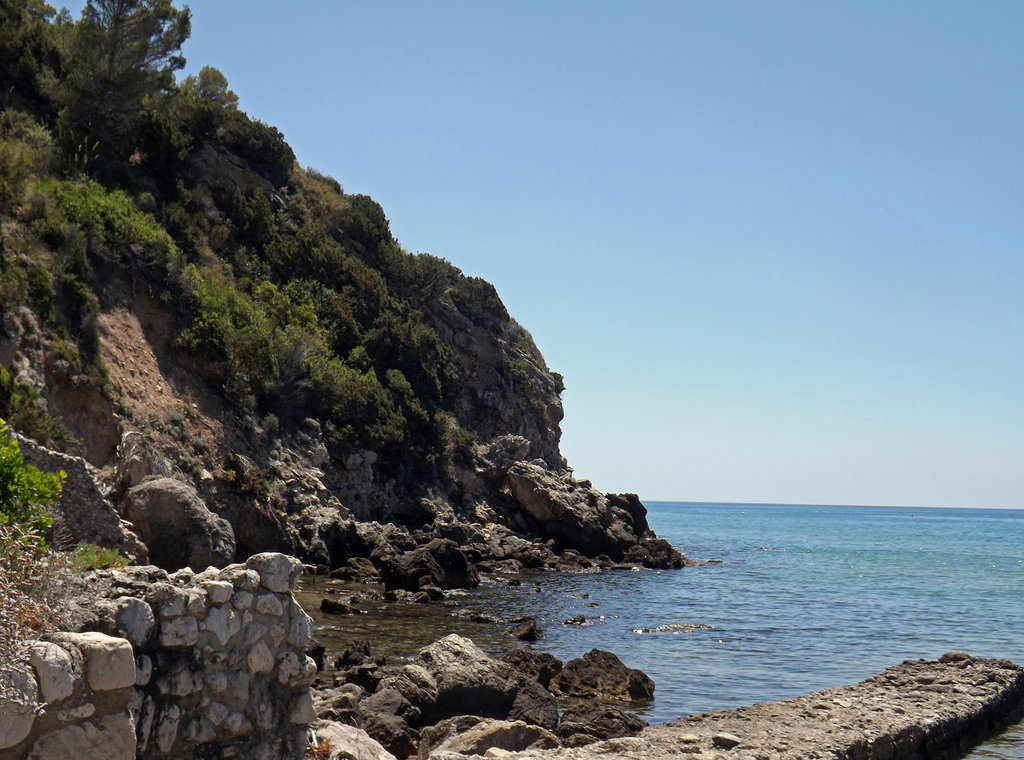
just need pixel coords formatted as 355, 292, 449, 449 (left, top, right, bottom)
0, 418, 66, 708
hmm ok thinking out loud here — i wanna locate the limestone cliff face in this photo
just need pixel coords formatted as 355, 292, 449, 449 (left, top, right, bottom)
428, 283, 565, 471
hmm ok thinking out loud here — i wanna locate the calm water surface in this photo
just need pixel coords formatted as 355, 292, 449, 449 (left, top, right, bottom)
300, 502, 1024, 758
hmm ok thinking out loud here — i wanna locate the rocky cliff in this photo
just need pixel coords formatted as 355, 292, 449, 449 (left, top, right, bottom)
0, 7, 686, 576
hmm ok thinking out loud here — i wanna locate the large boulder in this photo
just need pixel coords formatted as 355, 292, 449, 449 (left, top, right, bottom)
377, 539, 479, 592
505, 462, 638, 559
548, 649, 655, 701
501, 649, 563, 689
122, 477, 235, 570
389, 635, 556, 726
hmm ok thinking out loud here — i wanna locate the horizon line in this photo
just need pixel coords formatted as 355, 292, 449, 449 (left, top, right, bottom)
641, 499, 1024, 512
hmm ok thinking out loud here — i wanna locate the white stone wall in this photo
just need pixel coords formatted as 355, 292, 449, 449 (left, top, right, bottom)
0, 552, 317, 760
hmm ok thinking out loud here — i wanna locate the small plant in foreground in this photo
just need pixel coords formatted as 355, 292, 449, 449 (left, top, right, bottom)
71, 542, 128, 571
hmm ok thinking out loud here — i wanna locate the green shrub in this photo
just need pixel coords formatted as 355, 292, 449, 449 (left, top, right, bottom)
0, 419, 63, 542
70, 542, 127, 571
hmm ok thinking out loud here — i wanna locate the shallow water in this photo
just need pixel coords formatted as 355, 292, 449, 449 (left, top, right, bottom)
299, 502, 1024, 757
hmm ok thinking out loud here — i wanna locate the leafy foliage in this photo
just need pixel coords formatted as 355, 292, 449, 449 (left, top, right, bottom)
0, 419, 63, 540
71, 541, 128, 570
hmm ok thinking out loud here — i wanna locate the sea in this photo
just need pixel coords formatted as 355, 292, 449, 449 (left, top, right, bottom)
301, 502, 1024, 758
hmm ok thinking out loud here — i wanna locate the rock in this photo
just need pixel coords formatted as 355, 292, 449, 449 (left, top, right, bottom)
712, 731, 743, 748
417, 716, 486, 760
337, 639, 374, 668
321, 597, 359, 614
429, 719, 560, 758
382, 665, 438, 713
313, 721, 398, 760
623, 536, 689, 569
246, 552, 303, 593
506, 617, 542, 641
548, 649, 655, 701
501, 649, 563, 689
507, 678, 559, 730
505, 462, 638, 559
313, 683, 365, 722
67, 631, 137, 692
0, 668, 38, 749
123, 477, 235, 570
357, 689, 421, 759
377, 539, 479, 592
306, 639, 326, 670
26, 713, 136, 760
555, 704, 648, 747
29, 641, 75, 703
413, 635, 520, 723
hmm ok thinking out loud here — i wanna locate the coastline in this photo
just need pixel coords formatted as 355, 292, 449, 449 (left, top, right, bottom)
461, 654, 1024, 760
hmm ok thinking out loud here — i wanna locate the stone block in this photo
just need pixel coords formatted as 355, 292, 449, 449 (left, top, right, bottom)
248, 641, 275, 674
287, 601, 314, 648
0, 669, 38, 749
218, 564, 260, 591
159, 615, 200, 647
136, 654, 153, 686
276, 652, 317, 688
72, 632, 136, 692
114, 596, 155, 647
246, 552, 303, 593
29, 640, 75, 703
147, 583, 188, 619
289, 690, 317, 725
27, 713, 136, 760
203, 580, 234, 604
254, 592, 284, 617
202, 604, 241, 647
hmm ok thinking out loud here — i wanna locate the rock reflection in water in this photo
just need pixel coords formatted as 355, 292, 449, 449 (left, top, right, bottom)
294, 576, 516, 661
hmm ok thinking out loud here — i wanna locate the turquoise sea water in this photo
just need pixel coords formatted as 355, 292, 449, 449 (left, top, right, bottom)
440, 502, 1024, 757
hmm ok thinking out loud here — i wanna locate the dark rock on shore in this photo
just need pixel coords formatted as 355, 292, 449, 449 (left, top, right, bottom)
502, 650, 563, 690
311, 635, 651, 757
377, 539, 480, 592
548, 649, 655, 701
555, 704, 648, 747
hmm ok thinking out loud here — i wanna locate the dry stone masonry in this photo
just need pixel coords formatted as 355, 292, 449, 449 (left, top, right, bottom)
0, 552, 317, 760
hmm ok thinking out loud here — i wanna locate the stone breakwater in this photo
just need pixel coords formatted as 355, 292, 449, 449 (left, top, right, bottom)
485, 654, 1024, 760
0, 552, 318, 760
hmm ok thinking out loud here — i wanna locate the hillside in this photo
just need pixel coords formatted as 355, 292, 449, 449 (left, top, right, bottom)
0, 0, 685, 575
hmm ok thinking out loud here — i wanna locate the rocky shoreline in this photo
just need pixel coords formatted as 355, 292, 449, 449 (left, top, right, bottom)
308, 632, 1024, 760
5, 556, 1024, 760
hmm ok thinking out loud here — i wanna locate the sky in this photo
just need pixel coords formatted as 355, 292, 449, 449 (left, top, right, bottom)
68, 2, 1024, 509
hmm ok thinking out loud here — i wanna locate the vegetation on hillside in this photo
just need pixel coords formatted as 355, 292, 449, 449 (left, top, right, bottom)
0, 418, 65, 707
0, 0, 548, 492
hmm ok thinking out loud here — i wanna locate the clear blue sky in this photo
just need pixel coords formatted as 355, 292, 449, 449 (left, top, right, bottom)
71, 2, 1024, 508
